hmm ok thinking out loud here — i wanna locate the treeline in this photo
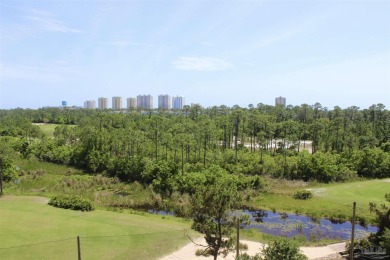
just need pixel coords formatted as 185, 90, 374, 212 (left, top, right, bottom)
1, 103, 389, 185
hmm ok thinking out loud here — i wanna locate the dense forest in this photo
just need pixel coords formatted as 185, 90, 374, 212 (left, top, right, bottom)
1, 103, 389, 188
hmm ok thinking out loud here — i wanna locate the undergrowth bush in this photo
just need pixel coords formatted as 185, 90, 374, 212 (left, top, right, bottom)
239, 242, 248, 250
262, 238, 308, 260
48, 194, 95, 211
236, 253, 261, 260
195, 248, 213, 257
293, 190, 313, 200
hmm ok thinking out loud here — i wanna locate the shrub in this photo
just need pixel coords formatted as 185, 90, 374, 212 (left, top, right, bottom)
293, 190, 312, 200
262, 238, 308, 260
379, 228, 390, 255
0, 158, 18, 182
48, 194, 95, 211
236, 252, 261, 260
195, 248, 213, 257
345, 237, 371, 253
239, 242, 248, 250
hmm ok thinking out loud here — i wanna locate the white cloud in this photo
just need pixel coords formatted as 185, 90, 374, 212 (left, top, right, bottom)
26, 9, 81, 33
227, 27, 304, 59
200, 41, 214, 46
257, 28, 303, 49
0, 63, 82, 82
172, 57, 233, 71
105, 41, 153, 47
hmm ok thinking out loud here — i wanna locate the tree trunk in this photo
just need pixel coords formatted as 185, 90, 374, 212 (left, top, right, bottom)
155, 129, 158, 160
203, 135, 207, 168
181, 144, 184, 174
260, 145, 263, 164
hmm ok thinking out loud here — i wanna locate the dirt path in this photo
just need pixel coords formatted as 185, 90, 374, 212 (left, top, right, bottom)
160, 237, 345, 260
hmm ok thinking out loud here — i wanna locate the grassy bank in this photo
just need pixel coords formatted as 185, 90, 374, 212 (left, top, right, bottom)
34, 123, 76, 137
0, 196, 195, 260
9, 156, 388, 224
6, 156, 156, 211
4, 156, 388, 249
248, 178, 389, 224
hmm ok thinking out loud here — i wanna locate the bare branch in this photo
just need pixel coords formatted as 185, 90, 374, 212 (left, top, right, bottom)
186, 234, 208, 248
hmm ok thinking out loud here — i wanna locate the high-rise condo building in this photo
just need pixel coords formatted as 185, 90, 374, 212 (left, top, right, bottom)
172, 96, 185, 109
98, 97, 109, 110
137, 95, 153, 109
275, 96, 286, 107
127, 97, 137, 109
84, 100, 96, 109
112, 96, 123, 110
158, 94, 171, 110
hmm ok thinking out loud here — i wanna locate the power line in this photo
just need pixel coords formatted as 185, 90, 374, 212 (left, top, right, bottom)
80, 229, 185, 239
0, 237, 75, 250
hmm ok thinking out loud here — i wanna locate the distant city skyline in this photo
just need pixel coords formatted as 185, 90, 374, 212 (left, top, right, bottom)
137, 94, 154, 110
172, 96, 185, 110
1, 1, 389, 109
82, 94, 185, 110
275, 96, 286, 108
158, 94, 171, 110
84, 100, 96, 109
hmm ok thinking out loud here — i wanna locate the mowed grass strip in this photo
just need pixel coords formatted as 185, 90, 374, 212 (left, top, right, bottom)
35, 123, 60, 137
35, 123, 76, 137
0, 196, 195, 260
251, 179, 390, 223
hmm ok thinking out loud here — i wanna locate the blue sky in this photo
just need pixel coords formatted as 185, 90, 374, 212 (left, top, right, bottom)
1, 0, 389, 109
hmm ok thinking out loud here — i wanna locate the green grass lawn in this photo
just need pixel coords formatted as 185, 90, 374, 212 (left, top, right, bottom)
249, 178, 390, 223
0, 196, 196, 260
35, 123, 76, 137
35, 124, 60, 137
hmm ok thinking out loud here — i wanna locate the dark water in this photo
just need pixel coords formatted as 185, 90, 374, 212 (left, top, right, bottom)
246, 210, 377, 240
148, 209, 377, 240
147, 209, 175, 216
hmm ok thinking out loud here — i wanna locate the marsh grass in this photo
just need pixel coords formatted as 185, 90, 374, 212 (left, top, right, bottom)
5, 156, 156, 210
248, 176, 389, 224
240, 228, 339, 246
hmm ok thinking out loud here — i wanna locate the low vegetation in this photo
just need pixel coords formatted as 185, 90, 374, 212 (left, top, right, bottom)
261, 238, 308, 260
48, 194, 95, 211
369, 193, 390, 255
237, 238, 307, 260
293, 190, 313, 200
248, 177, 389, 224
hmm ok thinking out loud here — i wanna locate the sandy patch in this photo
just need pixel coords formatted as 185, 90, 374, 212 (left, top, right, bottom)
31, 196, 50, 204
159, 237, 345, 260
307, 187, 327, 196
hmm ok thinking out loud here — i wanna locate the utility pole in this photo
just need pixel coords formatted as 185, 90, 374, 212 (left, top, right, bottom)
350, 202, 356, 260
236, 218, 240, 259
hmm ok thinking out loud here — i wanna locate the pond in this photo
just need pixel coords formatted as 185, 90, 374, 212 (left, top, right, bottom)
245, 210, 377, 240
147, 209, 377, 241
